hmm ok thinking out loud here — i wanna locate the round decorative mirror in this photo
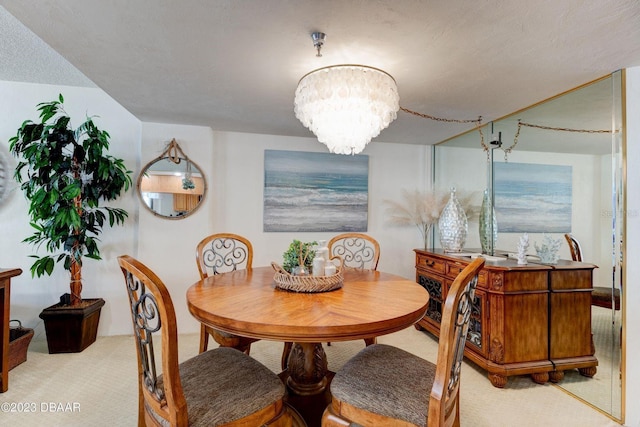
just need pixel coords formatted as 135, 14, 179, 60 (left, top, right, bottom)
137, 139, 207, 219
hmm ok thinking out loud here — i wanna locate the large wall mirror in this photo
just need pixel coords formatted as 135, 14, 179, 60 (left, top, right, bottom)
434, 71, 623, 420
137, 139, 207, 219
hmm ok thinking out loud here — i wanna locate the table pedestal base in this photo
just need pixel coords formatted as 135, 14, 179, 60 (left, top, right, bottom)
286, 342, 328, 395
279, 370, 334, 427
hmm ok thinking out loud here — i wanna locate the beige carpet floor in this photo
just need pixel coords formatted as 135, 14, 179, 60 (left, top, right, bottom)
557, 306, 623, 419
0, 326, 621, 427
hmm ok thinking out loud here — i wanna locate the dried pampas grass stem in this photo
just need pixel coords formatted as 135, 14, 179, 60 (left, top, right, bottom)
384, 189, 449, 248
384, 188, 480, 249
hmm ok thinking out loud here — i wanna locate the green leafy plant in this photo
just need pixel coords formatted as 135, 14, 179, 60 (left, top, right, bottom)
282, 239, 317, 273
9, 94, 132, 306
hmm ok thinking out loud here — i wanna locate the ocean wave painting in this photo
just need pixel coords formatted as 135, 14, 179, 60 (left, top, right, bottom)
494, 162, 572, 233
263, 150, 369, 232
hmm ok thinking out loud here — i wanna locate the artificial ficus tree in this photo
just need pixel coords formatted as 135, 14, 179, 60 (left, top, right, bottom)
9, 94, 132, 306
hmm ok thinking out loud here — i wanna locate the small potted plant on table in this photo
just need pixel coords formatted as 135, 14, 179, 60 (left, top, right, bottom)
9, 94, 132, 353
282, 240, 316, 275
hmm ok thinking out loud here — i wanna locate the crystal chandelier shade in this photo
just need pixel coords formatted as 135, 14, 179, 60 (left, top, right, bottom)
294, 65, 400, 155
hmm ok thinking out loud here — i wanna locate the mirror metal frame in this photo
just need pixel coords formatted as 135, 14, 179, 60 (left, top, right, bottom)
137, 139, 207, 220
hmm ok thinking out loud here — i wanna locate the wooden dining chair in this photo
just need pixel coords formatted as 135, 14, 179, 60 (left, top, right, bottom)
328, 233, 381, 271
321, 257, 485, 427
281, 233, 380, 370
564, 233, 620, 310
118, 255, 304, 427
282, 233, 383, 369
195, 233, 260, 354
330, 233, 381, 346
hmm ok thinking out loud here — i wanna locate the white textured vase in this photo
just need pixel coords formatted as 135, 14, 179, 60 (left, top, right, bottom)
438, 188, 468, 252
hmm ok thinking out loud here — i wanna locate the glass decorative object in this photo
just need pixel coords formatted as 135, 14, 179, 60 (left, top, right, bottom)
292, 265, 310, 276
294, 65, 400, 155
479, 189, 498, 254
534, 234, 561, 264
438, 187, 468, 252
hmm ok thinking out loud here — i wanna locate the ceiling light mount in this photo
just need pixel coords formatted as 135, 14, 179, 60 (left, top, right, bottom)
311, 32, 326, 57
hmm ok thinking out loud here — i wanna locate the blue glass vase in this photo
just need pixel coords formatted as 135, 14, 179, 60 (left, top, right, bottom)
479, 189, 498, 254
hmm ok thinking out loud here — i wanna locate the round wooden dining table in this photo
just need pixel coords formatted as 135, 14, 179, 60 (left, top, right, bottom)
186, 266, 429, 399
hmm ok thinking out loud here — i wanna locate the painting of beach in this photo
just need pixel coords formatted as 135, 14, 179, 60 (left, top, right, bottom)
263, 150, 369, 232
494, 162, 572, 233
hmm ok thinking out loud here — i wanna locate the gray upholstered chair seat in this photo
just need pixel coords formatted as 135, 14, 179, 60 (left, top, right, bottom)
153, 347, 286, 427
330, 344, 435, 427
323, 258, 484, 427
120, 255, 295, 426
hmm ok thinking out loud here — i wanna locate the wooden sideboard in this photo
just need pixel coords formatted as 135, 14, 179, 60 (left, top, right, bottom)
414, 249, 597, 388
1, 268, 22, 392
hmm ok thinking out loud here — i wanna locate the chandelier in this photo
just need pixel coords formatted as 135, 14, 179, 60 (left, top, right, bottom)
294, 64, 400, 155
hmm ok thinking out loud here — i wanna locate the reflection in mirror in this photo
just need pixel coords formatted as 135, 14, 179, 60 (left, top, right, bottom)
434, 72, 623, 420
137, 139, 206, 219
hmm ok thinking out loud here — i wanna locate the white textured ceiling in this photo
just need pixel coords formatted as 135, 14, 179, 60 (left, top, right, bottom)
0, 6, 94, 88
1, 1, 639, 147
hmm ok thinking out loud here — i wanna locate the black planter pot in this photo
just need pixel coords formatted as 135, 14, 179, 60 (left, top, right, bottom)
39, 298, 105, 354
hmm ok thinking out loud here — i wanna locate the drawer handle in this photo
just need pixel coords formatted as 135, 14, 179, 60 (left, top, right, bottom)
424, 260, 435, 267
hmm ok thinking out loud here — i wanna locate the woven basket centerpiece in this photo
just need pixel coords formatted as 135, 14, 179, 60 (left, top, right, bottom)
272, 256, 343, 293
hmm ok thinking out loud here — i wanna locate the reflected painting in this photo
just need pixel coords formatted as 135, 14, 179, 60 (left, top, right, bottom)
263, 150, 369, 232
494, 162, 572, 233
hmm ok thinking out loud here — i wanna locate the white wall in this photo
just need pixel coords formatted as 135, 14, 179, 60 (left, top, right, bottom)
210, 131, 429, 276
137, 129, 431, 335
136, 123, 217, 334
0, 80, 431, 338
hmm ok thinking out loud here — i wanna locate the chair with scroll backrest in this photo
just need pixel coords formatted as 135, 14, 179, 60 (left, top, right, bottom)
564, 233, 620, 310
118, 255, 302, 427
281, 233, 382, 369
330, 232, 380, 347
328, 233, 380, 271
195, 233, 260, 354
321, 257, 485, 427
